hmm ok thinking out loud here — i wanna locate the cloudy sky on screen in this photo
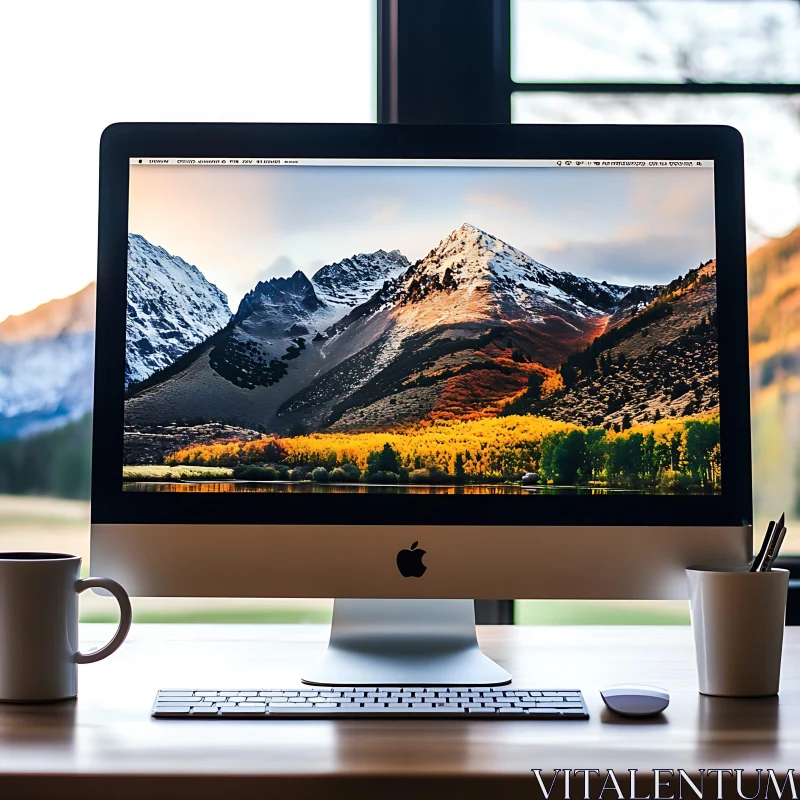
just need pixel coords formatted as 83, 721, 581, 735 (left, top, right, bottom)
129, 164, 715, 305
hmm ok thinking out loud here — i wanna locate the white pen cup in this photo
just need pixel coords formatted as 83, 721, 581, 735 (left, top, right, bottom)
686, 567, 788, 697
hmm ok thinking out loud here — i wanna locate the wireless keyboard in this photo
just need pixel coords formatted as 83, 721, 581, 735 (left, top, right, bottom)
152, 687, 589, 719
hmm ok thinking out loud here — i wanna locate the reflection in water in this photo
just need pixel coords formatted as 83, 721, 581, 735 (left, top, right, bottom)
121, 481, 700, 495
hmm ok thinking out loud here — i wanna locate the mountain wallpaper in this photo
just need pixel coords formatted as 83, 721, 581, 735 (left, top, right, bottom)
122, 216, 721, 495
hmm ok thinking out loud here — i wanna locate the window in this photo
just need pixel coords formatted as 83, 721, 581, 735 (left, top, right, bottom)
512, 0, 800, 84
508, 0, 800, 622
0, 0, 373, 623
509, 0, 800, 554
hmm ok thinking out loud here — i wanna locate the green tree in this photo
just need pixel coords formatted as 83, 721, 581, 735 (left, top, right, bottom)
684, 419, 720, 486
526, 372, 544, 400
607, 433, 644, 486
0, 413, 92, 499
584, 427, 607, 481
367, 443, 401, 476
454, 453, 466, 484
642, 432, 657, 484
560, 364, 578, 389
311, 466, 329, 482
540, 430, 587, 485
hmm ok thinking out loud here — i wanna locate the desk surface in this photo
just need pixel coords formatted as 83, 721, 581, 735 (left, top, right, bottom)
1, 624, 798, 799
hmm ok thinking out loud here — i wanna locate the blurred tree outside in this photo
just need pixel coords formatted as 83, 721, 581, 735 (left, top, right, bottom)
0, 414, 92, 499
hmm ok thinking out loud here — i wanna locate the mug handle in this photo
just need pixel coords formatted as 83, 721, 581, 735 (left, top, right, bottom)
73, 577, 133, 664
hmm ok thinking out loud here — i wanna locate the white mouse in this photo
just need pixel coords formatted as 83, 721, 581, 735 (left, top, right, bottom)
600, 685, 669, 717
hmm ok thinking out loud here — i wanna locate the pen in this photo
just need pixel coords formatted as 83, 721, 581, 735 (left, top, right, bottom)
751, 520, 775, 572
761, 525, 787, 572
757, 512, 785, 572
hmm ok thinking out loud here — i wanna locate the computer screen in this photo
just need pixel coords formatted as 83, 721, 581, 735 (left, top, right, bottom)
122, 157, 718, 497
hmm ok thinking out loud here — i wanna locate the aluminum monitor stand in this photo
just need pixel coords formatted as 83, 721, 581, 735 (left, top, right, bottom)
301, 599, 511, 686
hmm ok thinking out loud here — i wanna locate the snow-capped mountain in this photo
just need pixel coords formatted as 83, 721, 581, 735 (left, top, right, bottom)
124, 222, 663, 436
336, 223, 647, 336
0, 284, 95, 438
0, 282, 94, 342
311, 250, 410, 310
126, 233, 232, 387
281, 223, 662, 430
236, 271, 326, 326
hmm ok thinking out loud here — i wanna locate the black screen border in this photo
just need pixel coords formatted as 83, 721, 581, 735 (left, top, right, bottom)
93, 122, 751, 527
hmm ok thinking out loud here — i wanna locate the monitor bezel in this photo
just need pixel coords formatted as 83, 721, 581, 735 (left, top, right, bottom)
93, 122, 751, 528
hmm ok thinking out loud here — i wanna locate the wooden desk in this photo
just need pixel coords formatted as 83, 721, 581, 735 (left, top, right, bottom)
0, 624, 798, 799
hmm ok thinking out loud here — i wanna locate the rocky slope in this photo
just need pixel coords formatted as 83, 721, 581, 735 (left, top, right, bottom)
508, 261, 719, 429
126, 233, 232, 388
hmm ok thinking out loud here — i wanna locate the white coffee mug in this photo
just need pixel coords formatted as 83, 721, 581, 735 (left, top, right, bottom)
0, 552, 132, 702
687, 566, 788, 697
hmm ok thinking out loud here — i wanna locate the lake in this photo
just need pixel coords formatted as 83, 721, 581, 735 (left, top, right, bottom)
122, 481, 715, 495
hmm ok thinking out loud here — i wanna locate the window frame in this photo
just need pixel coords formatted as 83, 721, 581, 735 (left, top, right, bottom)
376, 0, 800, 624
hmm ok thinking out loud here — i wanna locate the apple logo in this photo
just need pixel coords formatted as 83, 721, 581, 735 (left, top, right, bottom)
396, 541, 427, 578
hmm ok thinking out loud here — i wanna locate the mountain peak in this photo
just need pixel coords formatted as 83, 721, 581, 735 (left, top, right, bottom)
0, 283, 96, 343
311, 249, 410, 309
388, 223, 650, 323
237, 269, 324, 321
126, 233, 232, 387
458, 222, 490, 237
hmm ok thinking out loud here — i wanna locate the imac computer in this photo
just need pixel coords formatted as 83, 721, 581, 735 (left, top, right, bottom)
92, 123, 752, 686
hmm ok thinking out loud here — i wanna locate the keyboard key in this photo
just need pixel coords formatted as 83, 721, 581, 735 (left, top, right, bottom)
157, 701, 199, 707
499, 708, 526, 714
526, 708, 562, 716
190, 708, 220, 716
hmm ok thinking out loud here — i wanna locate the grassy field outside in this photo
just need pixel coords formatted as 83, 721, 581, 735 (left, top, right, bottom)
0, 494, 696, 624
